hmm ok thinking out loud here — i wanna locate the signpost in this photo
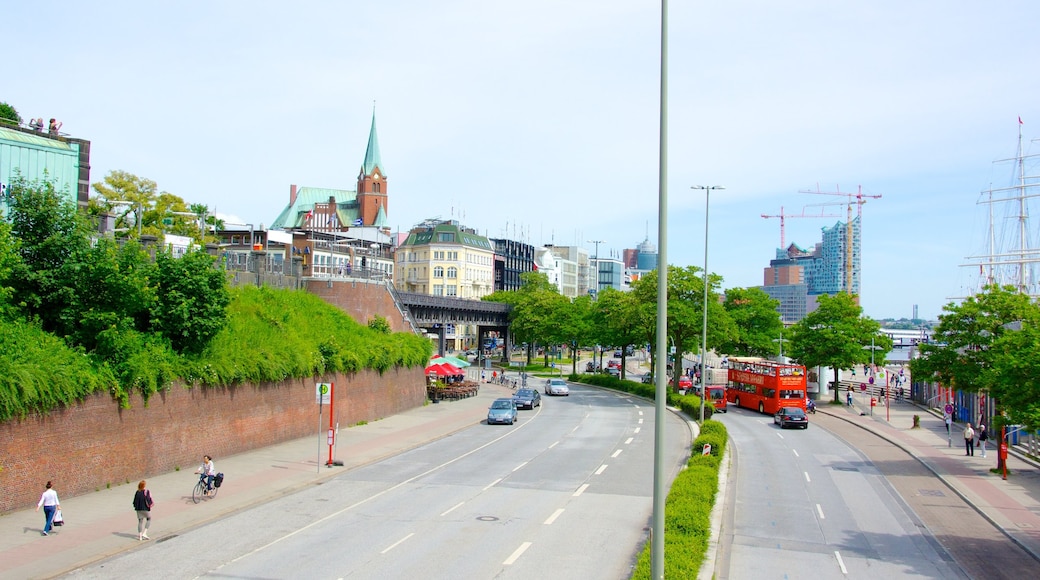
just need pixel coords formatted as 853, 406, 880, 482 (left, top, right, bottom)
316, 383, 334, 471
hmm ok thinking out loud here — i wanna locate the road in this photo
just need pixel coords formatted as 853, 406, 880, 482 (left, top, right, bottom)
66, 382, 690, 579
714, 406, 966, 579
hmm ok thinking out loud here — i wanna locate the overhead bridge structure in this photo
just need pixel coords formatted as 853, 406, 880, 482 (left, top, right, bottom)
394, 291, 512, 357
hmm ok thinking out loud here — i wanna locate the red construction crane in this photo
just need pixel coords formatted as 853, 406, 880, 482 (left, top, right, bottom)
800, 184, 883, 293
761, 205, 841, 248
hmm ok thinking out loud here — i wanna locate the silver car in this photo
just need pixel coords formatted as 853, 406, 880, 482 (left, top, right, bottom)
544, 378, 570, 396
487, 398, 517, 425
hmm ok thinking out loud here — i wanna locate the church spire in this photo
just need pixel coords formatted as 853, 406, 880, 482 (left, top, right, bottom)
362, 109, 383, 177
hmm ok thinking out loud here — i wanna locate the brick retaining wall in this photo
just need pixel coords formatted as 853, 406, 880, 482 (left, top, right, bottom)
0, 367, 425, 514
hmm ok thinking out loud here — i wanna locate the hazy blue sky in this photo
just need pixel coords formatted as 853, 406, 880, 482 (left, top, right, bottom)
7, 1, 1040, 320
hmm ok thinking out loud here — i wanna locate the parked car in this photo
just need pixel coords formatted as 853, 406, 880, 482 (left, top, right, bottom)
606, 366, 620, 377
678, 376, 693, 393
607, 359, 621, 369
774, 406, 808, 429
512, 388, 542, 409
544, 378, 570, 396
613, 350, 623, 358
487, 398, 517, 425
641, 373, 653, 384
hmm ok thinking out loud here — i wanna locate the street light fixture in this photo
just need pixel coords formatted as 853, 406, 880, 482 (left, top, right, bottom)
692, 185, 724, 423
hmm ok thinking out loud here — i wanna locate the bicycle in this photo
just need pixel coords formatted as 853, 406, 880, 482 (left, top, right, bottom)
192, 473, 218, 504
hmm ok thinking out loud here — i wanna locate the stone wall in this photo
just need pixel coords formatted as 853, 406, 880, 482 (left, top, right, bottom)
0, 367, 425, 514
305, 278, 413, 333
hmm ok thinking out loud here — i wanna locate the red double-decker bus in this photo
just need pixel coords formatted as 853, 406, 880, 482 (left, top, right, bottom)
725, 357, 807, 414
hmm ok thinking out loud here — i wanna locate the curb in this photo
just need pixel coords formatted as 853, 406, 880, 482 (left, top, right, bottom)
817, 406, 1040, 565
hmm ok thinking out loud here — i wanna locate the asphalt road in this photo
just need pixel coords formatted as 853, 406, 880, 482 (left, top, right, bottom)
66, 382, 690, 579
715, 406, 966, 580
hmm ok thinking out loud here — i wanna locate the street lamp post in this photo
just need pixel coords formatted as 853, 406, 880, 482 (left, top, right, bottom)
692, 185, 724, 423
587, 239, 604, 294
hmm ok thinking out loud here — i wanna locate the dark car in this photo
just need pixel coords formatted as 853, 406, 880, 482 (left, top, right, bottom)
487, 398, 518, 425
512, 388, 541, 410
774, 406, 808, 429
641, 373, 653, 384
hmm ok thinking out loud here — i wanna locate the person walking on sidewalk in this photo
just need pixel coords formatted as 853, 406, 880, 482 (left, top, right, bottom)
35, 481, 60, 536
132, 480, 154, 541
977, 423, 989, 458
963, 423, 976, 456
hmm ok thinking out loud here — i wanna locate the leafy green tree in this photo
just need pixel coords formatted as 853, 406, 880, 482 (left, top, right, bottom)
787, 292, 891, 404
65, 238, 155, 351
989, 321, 1040, 430
0, 102, 21, 126
911, 284, 1040, 431
558, 294, 594, 374
91, 170, 159, 237
3, 175, 91, 335
594, 288, 643, 379
0, 220, 21, 320
631, 266, 737, 388
150, 248, 231, 353
719, 287, 784, 357
368, 315, 392, 334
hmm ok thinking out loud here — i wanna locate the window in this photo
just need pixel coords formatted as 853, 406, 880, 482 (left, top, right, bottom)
446, 285, 457, 296
433, 284, 444, 296
434, 266, 444, 277
438, 232, 455, 242
447, 267, 457, 278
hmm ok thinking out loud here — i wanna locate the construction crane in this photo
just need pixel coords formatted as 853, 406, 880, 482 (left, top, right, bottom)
800, 184, 882, 293
761, 205, 841, 248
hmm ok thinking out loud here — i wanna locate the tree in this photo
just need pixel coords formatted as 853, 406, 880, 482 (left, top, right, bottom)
594, 288, 643, 380
150, 248, 231, 353
719, 287, 784, 357
0, 102, 21, 126
3, 175, 91, 335
631, 266, 737, 388
91, 170, 159, 237
557, 294, 594, 375
911, 284, 1040, 430
989, 321, 1040, 430
787, 292, 891, 404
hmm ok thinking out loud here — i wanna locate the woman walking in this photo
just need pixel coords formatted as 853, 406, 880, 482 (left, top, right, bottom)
132, 480, 154, 541
35, 481, 60, 536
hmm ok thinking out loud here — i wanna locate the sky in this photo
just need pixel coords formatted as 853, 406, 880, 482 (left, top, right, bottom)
7, 1, 1040, 321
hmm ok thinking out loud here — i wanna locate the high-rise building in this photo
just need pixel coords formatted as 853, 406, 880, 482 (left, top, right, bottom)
760, 217, 861, 323
491, 238, 535, 292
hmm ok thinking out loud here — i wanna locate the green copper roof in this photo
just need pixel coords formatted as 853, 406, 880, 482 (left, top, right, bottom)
362, 112, 384, 177
401, 221, 492, 250
269, 186, 359, 230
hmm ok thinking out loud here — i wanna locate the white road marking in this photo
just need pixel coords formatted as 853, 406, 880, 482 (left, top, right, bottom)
638, 418, 644, 424
573, 483, 590, 497
483, 478, 502, 491
634, 427, 641, 434
625, 437, 634, 444
503, 542, 532, 565
834, 551, 848, 574
804, 472, 811, 483
440, 502, 464, 517
612, 449, 622, 458
639, 410, 644, 416
220, 411, 539, 567
595, 464, 608, 475
776, 432, 785, 439
543, 508, 565, 525
571, 425, 580, 433
513, 461, 528, 472
381, 533, 414, 554
792, 449, 800, 457
816, 504, 825, 519
548, 441, 559, 449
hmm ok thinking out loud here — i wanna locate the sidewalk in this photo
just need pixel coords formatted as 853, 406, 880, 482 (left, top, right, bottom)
0, 381, 517, 580
819, 395, 1040, 562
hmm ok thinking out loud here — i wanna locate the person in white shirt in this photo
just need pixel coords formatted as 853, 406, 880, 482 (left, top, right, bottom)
195, 455, 216, 494
35, 481, 60, 536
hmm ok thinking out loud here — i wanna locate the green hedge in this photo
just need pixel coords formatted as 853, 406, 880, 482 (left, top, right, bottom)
631, 419, 729, 579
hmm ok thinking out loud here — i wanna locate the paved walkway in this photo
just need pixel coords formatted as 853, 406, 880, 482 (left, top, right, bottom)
818, 394, 1040, 564
0, 381, 518, 580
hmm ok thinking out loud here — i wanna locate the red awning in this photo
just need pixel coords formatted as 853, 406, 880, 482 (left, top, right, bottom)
425, 362, 462, 376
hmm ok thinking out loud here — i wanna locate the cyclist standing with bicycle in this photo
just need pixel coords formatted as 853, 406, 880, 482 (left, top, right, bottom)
195, 455, 216, 496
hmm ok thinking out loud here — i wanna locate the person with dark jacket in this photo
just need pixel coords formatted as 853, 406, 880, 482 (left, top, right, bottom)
978, 423, 989, 458
132, 480, 154, 541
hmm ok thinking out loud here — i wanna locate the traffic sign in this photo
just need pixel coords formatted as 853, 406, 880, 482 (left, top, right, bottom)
316, 383, 331, 404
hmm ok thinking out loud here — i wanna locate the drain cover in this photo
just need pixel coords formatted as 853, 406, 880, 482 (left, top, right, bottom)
477, 516, 499, 521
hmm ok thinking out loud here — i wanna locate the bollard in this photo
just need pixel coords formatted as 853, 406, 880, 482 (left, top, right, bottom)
912, 414, 920, 429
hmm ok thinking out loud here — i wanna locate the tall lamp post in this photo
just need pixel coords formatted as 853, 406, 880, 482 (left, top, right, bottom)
692, 185, 724, 423
587, 239, 604, 294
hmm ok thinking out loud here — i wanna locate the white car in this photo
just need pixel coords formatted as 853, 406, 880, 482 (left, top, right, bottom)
544, 378, 570, 396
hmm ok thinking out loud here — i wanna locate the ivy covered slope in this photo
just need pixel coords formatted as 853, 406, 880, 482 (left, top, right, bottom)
180, 286, 431, 387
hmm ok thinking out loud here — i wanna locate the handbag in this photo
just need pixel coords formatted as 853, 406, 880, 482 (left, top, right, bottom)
53, 509, 64, 526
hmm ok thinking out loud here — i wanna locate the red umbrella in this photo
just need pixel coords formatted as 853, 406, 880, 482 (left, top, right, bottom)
425, 362, 462, 376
